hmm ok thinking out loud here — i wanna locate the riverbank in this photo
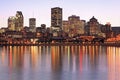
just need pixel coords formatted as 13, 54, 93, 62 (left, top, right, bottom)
0, 42, 120, 47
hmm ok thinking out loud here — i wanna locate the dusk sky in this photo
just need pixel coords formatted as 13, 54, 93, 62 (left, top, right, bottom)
0, 0, 120, 27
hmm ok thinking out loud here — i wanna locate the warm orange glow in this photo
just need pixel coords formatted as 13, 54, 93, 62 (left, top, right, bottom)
31, 46, 38, 68
51, 46, 61, 70
107, 47, 120, 80
79, 46, 83, 72
107, 34, 120, 42
9, 46, 13, 67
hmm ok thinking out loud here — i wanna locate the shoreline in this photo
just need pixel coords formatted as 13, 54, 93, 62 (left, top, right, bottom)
0, 43, 120, 47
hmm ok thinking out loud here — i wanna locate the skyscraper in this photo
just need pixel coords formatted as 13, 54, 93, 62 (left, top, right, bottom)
15, 11, 24, 31
8, 16, 16, 31
51, 7, 62, 31
29, 18, 36, 32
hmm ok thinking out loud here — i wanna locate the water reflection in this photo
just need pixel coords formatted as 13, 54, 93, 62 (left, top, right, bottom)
107, 47, 120, 80
0, 45, 120, 80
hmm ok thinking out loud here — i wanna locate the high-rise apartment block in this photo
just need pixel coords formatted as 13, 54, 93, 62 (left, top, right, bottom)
29, 18, 36, 32
51, 7, 62, 31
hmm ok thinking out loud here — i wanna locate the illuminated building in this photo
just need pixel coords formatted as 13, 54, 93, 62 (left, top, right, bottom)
68, 15, 85, 36
0, 28, 7, 33
29, 18, 36, 32
8, 11, 24, 31
15, 11, 24, 31
51, 7, 62, 33
86, 16, 101, 36
63, 15, 85, 37
62, 21, 69, 33
101, 23, 112, 38
8, 16, 16, 31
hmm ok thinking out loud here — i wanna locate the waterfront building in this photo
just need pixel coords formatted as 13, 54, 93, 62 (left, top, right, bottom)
63, 15, 85, 37
51, 7, 62, 36
8, 11, 24, 31
41, 24, 46, 33
68, 15, 85, 36
15, 11, 24, 31
5, 31, 23, 39
101, 23, 112, 38
85, 16, 101, 36
36, 27, 42, 33
0, 28, 8, 33
23, 26, 29, 32
112, 27, 120, 37
8, 16, 16, 31
29, 18, 36, 32
4, 30, 23, 44
62, 21, 69, 33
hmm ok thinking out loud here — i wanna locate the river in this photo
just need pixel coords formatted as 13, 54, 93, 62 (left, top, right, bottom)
0, 45, 120, 80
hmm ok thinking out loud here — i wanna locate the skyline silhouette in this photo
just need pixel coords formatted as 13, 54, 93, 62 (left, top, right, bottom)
0, 0, 120, 27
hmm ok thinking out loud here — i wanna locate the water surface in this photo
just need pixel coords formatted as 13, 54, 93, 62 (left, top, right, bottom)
0, 45, 120, 80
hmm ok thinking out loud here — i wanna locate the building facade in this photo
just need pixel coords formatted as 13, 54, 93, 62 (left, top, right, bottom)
62, 21, 69, 33
15, 11, 24, 31
29, 18, 36, 32
8, 11, 24, 31
86, 16, 101, 36
63, 15, 85, 37
8, 16, 16, 31
101, 23, 112, 38
51, 7, 62, 32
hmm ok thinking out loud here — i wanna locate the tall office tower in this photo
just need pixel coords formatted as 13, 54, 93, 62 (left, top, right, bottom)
15, 11, 24, 31
51, 7, 62, 31
8, 16, 16, 31
29, 18, 36, 32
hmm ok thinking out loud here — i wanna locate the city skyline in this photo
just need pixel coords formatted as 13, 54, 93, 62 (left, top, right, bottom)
0, 0, 120, 27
